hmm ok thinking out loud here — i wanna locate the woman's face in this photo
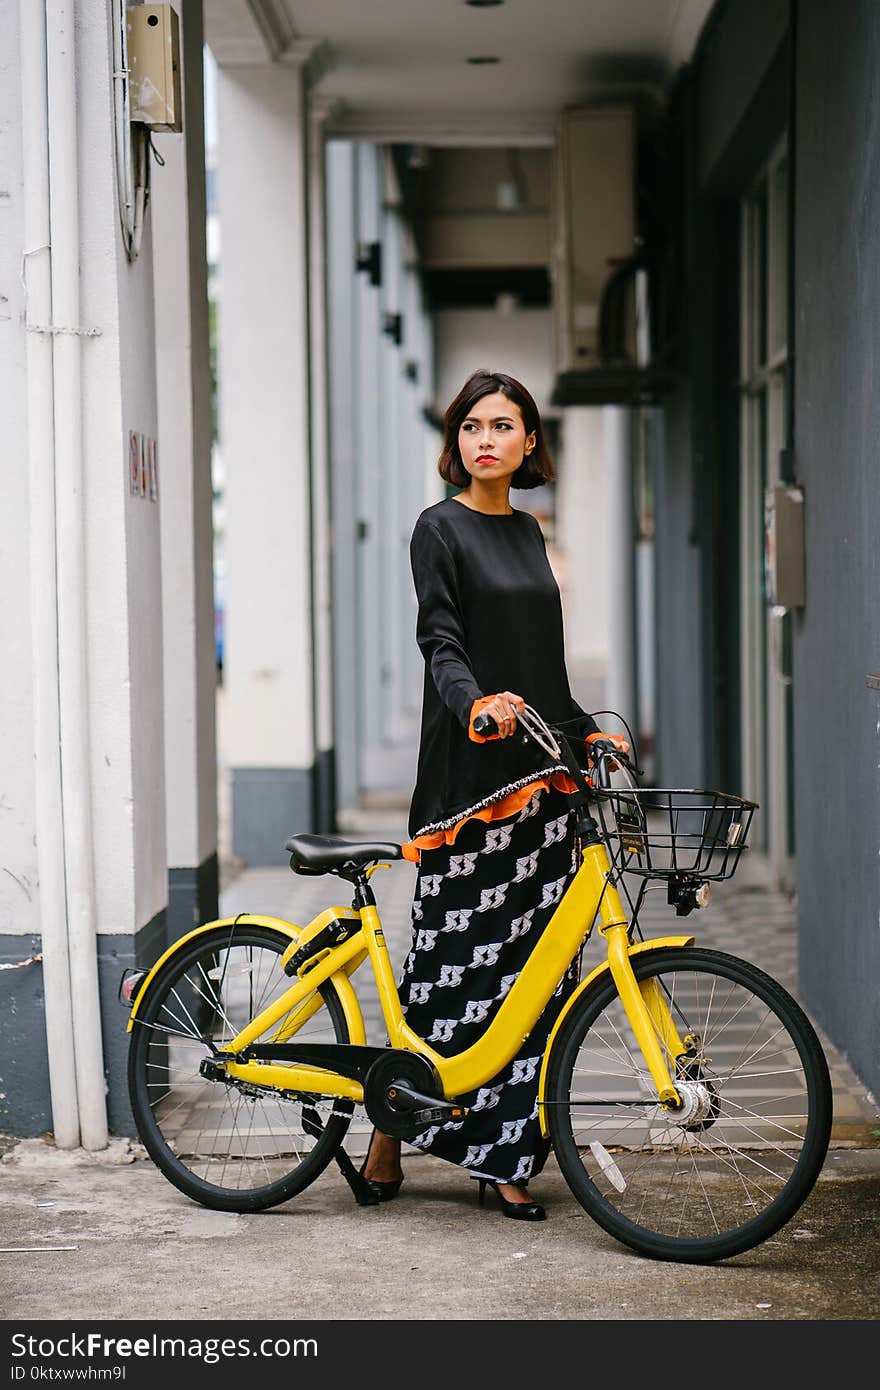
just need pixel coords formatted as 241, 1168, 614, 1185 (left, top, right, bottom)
457, 391, 536, 485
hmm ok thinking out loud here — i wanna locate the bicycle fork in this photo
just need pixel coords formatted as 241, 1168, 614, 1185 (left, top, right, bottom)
583, 845, 684, 1109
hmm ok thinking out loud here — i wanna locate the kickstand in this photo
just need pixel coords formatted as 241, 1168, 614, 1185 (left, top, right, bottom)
302, 1105, 379, 1207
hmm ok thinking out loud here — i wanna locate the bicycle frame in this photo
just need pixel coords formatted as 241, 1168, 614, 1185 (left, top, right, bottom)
128, 840, 694, 1112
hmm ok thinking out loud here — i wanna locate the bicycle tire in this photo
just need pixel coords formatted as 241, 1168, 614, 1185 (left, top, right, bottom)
546, 947, 832, 1263
128, 923, 353, 1212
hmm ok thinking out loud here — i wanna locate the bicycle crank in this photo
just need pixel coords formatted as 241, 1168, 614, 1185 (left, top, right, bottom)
363, 1052, 467, 1140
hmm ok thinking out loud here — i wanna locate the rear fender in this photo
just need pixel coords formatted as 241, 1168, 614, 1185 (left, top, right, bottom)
125, 913, 368, 1046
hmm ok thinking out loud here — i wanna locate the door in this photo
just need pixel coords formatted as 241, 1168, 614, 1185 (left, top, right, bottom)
738, 139, 795, 890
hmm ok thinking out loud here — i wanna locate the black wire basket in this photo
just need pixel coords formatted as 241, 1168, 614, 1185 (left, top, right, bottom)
593, 785, 758, 881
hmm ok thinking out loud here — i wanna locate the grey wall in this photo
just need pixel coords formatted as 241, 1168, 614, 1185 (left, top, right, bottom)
793, 0, 880, 1098
696, 0, 789, 190
653, 384, 706, 788
654, 0, 785, 791
0, 912, 165, 1138
0, 940, 51, 1136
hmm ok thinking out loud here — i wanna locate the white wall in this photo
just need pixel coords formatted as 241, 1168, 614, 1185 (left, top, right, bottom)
153, 0, 217, 873
433, 305, 554, 418
216, 61, 314, 772
2, 0, 167, 945
0, 0, 38, 937
2, 0, 171, 1141
77, 2, 165, 938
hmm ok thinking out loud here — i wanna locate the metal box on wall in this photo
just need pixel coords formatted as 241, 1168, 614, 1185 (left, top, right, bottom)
550, 105, 637, 375
126, 4, 182, 133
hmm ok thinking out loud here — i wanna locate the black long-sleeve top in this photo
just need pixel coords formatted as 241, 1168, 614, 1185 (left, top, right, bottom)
407, 496, 599, 840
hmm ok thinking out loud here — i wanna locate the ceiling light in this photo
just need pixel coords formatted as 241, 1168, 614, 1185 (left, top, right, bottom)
466, 55, 500, 64
465, 1, 504, 7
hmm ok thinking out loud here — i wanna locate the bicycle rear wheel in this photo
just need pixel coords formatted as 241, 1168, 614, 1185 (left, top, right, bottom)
128, 923, 352, 1212
546, 947, 832, 1262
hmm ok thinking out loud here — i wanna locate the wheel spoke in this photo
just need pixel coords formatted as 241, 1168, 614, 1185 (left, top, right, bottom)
129, 926, 352, 1209
549, 949, 830, 1260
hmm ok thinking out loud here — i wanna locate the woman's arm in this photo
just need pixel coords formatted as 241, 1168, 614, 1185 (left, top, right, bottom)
411, 521, 483, 728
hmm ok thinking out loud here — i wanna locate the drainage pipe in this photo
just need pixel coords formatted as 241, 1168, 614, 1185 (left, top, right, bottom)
45, 0, 108, 1151
19, 0, 80, 1150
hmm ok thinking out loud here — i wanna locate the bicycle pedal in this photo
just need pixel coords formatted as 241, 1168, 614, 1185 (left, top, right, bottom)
385, 1085, 466, 1127
410, 1104, 467, 1127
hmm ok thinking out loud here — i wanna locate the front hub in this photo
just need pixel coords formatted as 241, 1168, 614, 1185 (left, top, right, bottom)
670, 1078, 720, 1131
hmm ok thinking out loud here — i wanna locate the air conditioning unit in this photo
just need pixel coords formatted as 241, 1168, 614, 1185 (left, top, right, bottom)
550, 106, 667, 405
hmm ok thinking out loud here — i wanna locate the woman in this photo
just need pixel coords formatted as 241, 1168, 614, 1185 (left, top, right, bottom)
361, 368, 613, 1221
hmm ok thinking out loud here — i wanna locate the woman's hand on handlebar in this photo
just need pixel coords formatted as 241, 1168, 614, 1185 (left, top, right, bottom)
585, 731, 631, 782
469, 691, 526, 741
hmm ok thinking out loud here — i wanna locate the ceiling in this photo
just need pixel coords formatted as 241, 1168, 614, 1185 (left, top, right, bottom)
205, 0, 716, 143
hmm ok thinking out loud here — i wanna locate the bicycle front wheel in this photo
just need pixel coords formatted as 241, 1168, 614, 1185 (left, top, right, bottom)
546, 947, 832, 1262
128, 923, 353, 1212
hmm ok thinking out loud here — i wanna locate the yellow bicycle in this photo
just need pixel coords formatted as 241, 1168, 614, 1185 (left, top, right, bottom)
123, 707, 832, 1263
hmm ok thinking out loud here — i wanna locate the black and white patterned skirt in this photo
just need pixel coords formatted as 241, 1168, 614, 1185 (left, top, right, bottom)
399, 785, 581, 1185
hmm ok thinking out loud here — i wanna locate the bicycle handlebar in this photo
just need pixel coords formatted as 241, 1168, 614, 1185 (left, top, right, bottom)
471, 710, 629, 795
585, 738, 624, 791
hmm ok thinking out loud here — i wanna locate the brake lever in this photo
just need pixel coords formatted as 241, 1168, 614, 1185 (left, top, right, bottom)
516, 705, 562, 760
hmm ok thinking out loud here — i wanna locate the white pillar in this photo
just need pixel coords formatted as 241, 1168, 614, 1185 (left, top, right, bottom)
556, 406, 608, 715
379, 156, 405, 745
604, 406, 636, 730
19, 0, 80, 1149
307, 97, 336, 831
6, 0, 169, 1140
325, 138, 360, 815
216, 58, 314, 865
152, 0, 218, 936
353, 143, 386, 790
325, 142, 432, 814
78, 0, 168, 1141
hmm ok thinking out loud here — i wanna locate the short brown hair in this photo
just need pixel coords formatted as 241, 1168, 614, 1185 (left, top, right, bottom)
437, 369, 555, 490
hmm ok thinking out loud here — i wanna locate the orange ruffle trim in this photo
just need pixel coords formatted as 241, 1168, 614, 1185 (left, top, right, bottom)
400, 771, 581, 863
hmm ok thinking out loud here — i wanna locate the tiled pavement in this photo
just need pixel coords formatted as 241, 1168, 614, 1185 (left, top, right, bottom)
220, 804, 880, 1157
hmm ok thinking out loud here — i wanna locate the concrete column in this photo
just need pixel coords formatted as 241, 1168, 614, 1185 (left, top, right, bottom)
379, 160, 405, 744
353, 144, 386, 791
152, 0, 218, 940
326, 139, 360, 815
4, 0, 168, 1137
326, 142, 434, 814
604, 406, 636, 730
216, 58, 314, 866
355, 147, 427, 799
556, 407, 608, 715
4, 0, 50, 1138
400, 235, 432, 724
307, 98, 337, 832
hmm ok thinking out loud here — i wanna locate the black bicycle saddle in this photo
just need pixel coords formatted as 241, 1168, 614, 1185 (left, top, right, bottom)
285, 833, 403, 874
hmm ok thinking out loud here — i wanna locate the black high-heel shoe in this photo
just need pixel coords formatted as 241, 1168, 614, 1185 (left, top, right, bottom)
476, 1177, 546, 1222
359, 1130, 404, 1202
